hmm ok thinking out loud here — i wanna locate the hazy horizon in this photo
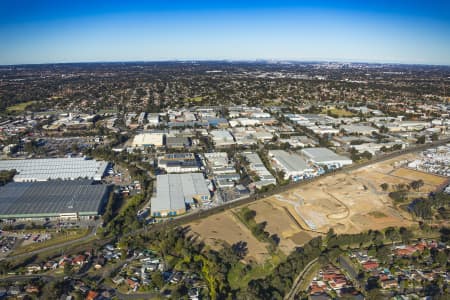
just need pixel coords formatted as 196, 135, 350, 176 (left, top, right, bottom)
2, 58, 450, 68
1, 1, 449, 65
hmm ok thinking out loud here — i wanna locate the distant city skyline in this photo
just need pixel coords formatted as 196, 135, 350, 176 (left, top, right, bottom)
1, 0, 450, 65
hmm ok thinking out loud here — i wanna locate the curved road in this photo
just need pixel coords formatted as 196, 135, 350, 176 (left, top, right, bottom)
4, 223, 103, 262
284, 257, 319, 300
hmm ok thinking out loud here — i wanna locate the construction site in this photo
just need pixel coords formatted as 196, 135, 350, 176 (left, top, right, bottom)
187, 152, 449, 257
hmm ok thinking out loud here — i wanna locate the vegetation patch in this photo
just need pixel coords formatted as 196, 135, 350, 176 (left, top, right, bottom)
6, 101, 36, 112
228, 253, 283, 290
185, 96, 203, 102
322, 108, 355, 117
234, 207, 279, 252
368, 211, 388, 218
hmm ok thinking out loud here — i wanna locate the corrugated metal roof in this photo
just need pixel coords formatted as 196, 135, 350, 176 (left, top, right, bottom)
0, 180, 110, 218
301, 147, 352, 163
0, 157, 108, 182
270, 150, 309, 172
151, 173, 209, 214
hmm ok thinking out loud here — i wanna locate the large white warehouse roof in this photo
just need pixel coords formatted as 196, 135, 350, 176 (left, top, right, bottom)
0, 157, 108, 182
151, 173, 210, 215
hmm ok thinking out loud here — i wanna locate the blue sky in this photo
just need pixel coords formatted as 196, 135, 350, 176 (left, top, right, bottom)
0, 1, 449, 65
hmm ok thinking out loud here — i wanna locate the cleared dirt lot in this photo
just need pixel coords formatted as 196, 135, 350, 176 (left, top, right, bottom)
187, 153, 445, 258
246, 200, 320, 254
187, 211, 270, 263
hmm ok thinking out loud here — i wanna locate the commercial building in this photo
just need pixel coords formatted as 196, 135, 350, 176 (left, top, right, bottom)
157, 153, 200, 173
165, 137, 191, 149
301, 147, 353, 169
268, 150, 316, 181
0, 180, 111, 221
151, 173, 210, 217
0, 157, 108, 182
132, 132, 165, 147
204, 152, 229, 168
210, 130, 235, 147
146, 113, 160, 127
215, 173, 241, 188
204, 152, 236, 174
340, 124, 377, 135
243, 152, 276, 188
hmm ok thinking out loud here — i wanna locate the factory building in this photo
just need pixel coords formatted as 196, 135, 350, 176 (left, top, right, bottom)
268, 150, 316, 182
146, 113, 160, 127
340, 124, 378, 135
151, 173, 210, 217
0, 180, 111, 221
165, 136, 191, 149
204, 152, 235, 174
132, 131, 165, 147
210, 130, 235, 147
0, 157, 108, 182
157, 153, 201, 173
301, 147, 353, 169
243, 152, 277, 188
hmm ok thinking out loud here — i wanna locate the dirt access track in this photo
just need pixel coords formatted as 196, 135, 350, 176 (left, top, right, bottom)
187, 153, 447, 257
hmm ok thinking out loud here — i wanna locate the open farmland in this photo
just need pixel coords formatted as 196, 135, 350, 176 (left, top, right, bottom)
187, 152, 447, 259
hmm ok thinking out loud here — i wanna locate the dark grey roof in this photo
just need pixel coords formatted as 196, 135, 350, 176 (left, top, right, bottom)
0, 180, 110, 218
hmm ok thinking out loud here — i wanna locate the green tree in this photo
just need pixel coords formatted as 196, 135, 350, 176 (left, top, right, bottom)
435, 250, 448, 268
399, 227, 413, 244
151, 272, 165, 289
385, 227, 400, 244
64, 263, 73, 276
380, 183, 389, 192
416, 135, 426, 144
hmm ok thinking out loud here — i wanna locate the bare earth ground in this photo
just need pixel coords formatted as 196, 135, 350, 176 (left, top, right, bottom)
187, 211, 270, 263
246, 200, 320, 254
187, 153, 446, 258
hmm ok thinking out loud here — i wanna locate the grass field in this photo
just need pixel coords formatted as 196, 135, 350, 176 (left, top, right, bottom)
227, 252, 284, 289
6, 101, 36, 112
390, 168, 448, 186
322, 108, 355, 117
184, 96, 203, 102
368, 211, 388, 218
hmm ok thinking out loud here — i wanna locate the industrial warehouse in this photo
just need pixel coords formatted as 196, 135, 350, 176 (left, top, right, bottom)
0, 180, 111, 221
268, 150, 317, 181
301, 147, 353, 169
151, 173, 211, 217
0, 157, 111, 221
0, 157, 109, 182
